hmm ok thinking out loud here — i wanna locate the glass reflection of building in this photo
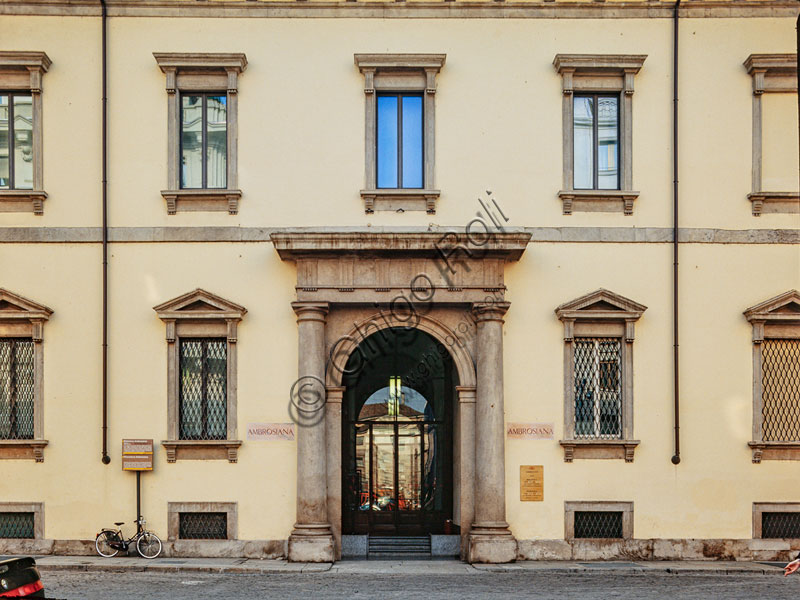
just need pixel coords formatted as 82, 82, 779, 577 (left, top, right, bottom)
573, 95, 619, 190
181, 94, 227, 189
0, 94, 34, 190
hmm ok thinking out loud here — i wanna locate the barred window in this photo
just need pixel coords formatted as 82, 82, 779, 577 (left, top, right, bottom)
574, 338, 621, 439
0, 339, 35, 440
762, 512, 800, 539
0, 512, 34, 539
761, 339, 800, 442
178, 512, 227, 540
574, 511, 623, 539
179, 338, 227, 441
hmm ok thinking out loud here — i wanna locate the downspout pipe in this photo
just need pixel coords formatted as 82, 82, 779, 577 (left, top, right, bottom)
671, 0, 682, 466
796, 13, 799, 194
101, 0, 110, 465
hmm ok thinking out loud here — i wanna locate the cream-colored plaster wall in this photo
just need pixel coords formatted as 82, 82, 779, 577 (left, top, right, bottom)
504, 241, 800, 540
1, 16, 795, 230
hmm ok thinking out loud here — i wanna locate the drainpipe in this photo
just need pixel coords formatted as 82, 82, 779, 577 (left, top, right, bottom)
101, 0, 110, 465
671, 0, 681, 466
797, 13, 799, 194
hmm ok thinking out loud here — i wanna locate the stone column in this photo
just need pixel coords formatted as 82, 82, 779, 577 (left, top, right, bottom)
468, 302, 517, 563
456, 386, 476, 560
326, 386, 345, 560
288, 302, 334, 562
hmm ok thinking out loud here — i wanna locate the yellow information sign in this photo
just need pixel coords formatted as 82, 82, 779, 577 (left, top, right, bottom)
520, 465, 543, 502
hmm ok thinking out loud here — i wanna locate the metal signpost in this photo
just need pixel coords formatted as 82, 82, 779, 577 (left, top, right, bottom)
122, 439, 153, 533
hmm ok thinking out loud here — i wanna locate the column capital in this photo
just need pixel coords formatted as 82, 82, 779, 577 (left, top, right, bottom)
292, 301, 329, 322
471, 301, 510, 322
456, 386, 477, 404
325, 386, 346, 404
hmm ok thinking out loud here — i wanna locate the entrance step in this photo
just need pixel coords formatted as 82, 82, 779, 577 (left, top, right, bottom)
368, 536, 431, 559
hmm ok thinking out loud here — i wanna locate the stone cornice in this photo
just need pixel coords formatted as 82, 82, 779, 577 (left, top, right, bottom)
0, 1, 797, 18
153, 52, 247, 74
270, 231, 531, 260
553, 54, 647, 75
354, 54, 446, 72
0, 51, 51, 72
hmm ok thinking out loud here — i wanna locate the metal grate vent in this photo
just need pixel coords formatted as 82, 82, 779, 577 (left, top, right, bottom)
574, 511, 623, 539
761, 340, 800, 442
179, 338, 227, 441
762, 512, 800, 539
0, 512, 34, 539
178, 512, 227, 540
574, 338, 622, 439
0, 339, 35, 440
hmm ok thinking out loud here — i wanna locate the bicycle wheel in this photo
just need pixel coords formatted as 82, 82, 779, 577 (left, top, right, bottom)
95, 531, 120, 558
136, 531, 162, 559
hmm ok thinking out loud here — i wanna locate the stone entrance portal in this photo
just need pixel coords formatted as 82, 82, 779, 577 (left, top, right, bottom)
271, 230, 530, 563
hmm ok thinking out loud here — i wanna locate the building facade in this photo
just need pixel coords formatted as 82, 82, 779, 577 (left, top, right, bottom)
0, 0, 799, 563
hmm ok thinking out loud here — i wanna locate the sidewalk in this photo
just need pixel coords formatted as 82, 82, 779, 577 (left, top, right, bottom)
9, 555, 788, 576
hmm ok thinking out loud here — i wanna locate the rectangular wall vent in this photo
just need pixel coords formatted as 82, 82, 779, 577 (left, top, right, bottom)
0, 512, 34, 539
762, 512, 800, 539
574, 511, 623, 539
178, 512, 227, 540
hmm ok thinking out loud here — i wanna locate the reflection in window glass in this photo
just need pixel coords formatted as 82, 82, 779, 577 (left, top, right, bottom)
206, 95, 227, 189
573, 97, 594, 189
13, 96, 33, 190
0, 96, 9, 188
181, 95, 203, 188
372, 425, 395, 510
597, 97, 619, 190
401, 96, 423, 188
377, 96, 398, 188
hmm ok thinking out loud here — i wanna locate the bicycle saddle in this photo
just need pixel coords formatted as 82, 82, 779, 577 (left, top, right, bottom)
114, 522, 124, 526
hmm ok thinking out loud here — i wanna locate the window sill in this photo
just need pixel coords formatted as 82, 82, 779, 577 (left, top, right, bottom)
161, 189, 242, 215
560, 439, 640, 463
360, 189, 440, 215
0, 190, 48, 215
748, 441, 800, 463
747, 192, 799, 216
162, 439, 242, 463
0, 439, 48, 462
558, 190, 639, 216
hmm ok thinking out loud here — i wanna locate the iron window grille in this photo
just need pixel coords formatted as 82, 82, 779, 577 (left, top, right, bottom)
0, 338, 35, 440
180, 93, 228, 190
574, 511, 623, 539
179, 338, 227, 441
574, 338, 622, 439
0, 93, 34, 190
573, 93, 620, 191
761, 339, 800, 442
0, 512, 34, 539
178, 512, 227, 540
762, 512, 800, 539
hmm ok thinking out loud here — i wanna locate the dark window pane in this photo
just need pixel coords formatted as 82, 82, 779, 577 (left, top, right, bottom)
181, 95, 203, 188
763, 512, 800, 538
179, 338, 227, 440
13, 95, 33, 190
597, 96, 619, 190
179, 512, 227, 539
573, 96, 594, 189
0, 512, 34, 539
573, 338, 621, 439
401, 96, 423, 188
761, 339, 800, 441
377, 95, 398, 188
574, 511, 623, 538
0, 339, 35, 440
206, 95, 227, 189
0, 96, 9, 188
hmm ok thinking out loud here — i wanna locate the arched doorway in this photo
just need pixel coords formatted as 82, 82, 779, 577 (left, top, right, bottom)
341, 327, 455, 536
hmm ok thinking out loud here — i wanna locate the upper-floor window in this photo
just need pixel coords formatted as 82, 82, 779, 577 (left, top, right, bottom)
554, 54, 645, 215
745, 290, 800, 463
573, 94, 619, 191
0, 94, 34, 190
0, 52, 51, 215
377, 93, 423, 190
154, 52, 246, 215
355, 53, 445, 215
181, 94, 227, 190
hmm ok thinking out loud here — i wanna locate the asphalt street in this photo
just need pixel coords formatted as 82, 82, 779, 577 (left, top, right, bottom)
42, 570, 800, 600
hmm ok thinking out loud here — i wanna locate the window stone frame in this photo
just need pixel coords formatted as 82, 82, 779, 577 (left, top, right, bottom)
0, 502, 44, 539
167, 501, 237, 541
354, 53, 445, 215
564, 501, 633, 540
154, 289, 246, 463
753, 502, 800, 539
555, 289, 645, 462
0, 52, 51, 215
744, 54, 799, 216
0, 289, 52, 462
153, 53, 247, 215
554, 54, 646, 215
744, 290, 800, 463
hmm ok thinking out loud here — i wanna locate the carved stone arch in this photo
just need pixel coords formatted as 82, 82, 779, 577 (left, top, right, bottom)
325, 311, 476, 389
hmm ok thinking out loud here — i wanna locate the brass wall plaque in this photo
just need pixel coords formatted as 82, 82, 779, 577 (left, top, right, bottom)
520, 465, 543, 502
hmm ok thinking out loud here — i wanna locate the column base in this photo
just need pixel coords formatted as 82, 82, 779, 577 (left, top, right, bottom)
288, 524, 334, 563
468, 523, 518, 564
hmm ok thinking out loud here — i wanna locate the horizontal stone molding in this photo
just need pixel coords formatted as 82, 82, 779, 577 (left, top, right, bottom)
0, 1, 796, 19
1, 226, 800, 244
